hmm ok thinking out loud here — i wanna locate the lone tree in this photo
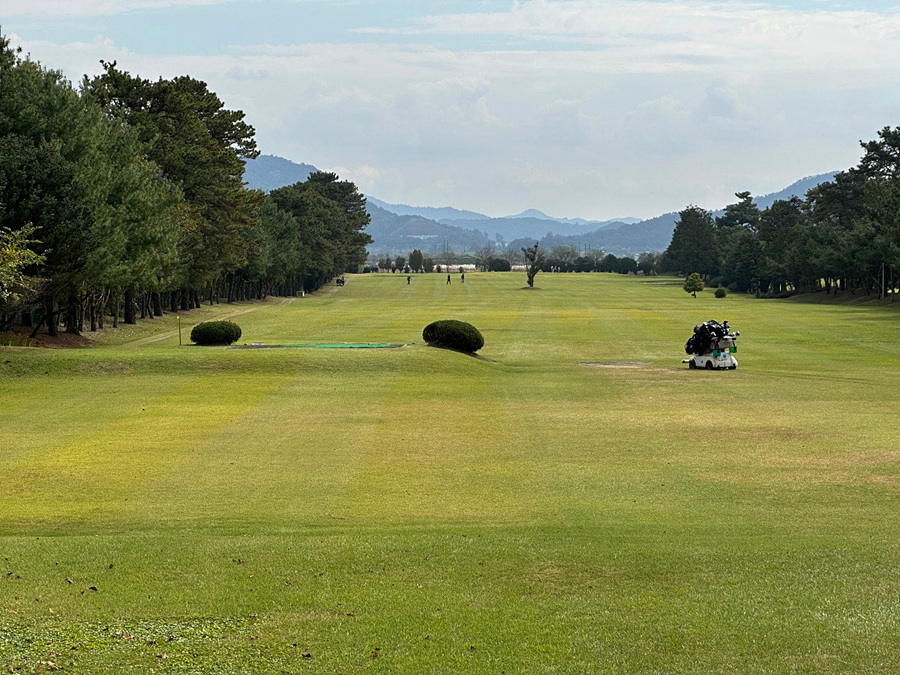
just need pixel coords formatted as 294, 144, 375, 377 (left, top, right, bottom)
664, 205, 719, 277
683, 272, 705, 297
522, 242, 545, 288
474, 243, 495, 272
408, 248, 424, 273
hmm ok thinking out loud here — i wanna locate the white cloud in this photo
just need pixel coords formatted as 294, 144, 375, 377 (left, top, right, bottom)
7, 0, 899, 219
386, 1, 900, 75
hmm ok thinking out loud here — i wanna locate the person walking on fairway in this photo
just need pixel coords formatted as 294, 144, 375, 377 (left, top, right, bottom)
447, 274, 451, 285
461, 272, 465, 283
407, 275, 411, 285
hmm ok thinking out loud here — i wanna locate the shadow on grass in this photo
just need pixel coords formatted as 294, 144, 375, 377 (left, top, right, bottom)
424, 344, 497, 362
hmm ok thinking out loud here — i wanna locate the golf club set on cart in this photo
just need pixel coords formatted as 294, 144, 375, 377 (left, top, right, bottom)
682, 319, 740, 370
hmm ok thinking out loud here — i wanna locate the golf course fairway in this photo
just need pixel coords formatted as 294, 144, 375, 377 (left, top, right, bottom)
2, 272, 899, 673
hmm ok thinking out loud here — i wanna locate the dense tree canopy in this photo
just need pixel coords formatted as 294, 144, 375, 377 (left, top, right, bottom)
0, 36, 183, 333
0, 225, 43, 311
663, 205, 719, 278
0, 31, 372, 335
85, 62, 264, 294
664, 126, 900, 298
258, 172, 372, 295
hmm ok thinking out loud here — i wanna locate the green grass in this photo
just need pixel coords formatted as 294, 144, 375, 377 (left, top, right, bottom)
2, 273, 900, 673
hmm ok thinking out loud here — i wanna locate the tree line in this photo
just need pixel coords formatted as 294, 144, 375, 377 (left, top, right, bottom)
0, 35, 371, 336
663, 127, 900, 298
367, 242, 659, 277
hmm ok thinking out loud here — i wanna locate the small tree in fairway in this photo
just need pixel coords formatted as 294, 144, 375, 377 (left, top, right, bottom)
683, 272, 705, 297
408, 249, 424, 273
522, 242, 545, 288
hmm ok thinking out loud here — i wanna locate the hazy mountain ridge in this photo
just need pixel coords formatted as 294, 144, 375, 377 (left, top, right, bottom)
243, 154, 319, 192
365, 197, 490, 222
510, 172, 840, 255
439, 215, 634, 242
244, 154, 838, 256
750, 172, 838, 211
503, 208, 641, 227
365, 203, 490, 254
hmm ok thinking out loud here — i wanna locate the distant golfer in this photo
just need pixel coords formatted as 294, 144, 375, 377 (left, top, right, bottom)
407, 275, 411, 285
461, 273, 465, 283
447, 274, 451, 285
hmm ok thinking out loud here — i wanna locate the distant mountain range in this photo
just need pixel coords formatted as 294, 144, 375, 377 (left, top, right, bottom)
243, 154, 318, 192
243, 154, 837, 257
365, 203, 492, 253
366, 196, 640, 241
365, 197, 489, 222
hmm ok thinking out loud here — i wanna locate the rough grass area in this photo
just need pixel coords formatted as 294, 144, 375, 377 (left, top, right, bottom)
2, 273, 900, 673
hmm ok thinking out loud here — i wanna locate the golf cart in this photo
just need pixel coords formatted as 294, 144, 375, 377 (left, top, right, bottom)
682, 320, 739, 370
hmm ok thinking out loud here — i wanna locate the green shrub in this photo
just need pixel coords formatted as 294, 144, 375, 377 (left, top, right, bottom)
715, 287, 728, 298
422, 319, 484, 353
190, 320, 242, 345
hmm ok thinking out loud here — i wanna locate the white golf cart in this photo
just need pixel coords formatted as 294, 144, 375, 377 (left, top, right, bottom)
682, 320, 739, 370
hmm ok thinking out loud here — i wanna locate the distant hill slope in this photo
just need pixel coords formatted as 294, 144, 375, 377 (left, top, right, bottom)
503, 208, 641, 228
243, 155, 319, 192
751, 172, 838, 210
506, 172, 838, 256
439, 216, 632, 242
366, 197, 491, 222
366, 203, 490, 255
508, 212, 678, 258
241, 154, 838, 256
368, 200, 640, 234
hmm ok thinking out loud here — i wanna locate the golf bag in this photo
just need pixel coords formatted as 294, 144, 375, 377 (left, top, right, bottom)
685, 320, 730, 355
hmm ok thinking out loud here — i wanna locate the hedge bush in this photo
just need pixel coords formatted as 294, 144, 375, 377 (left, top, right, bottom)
422, 319, 484, 353
715, 287, 728, 298
190, 320, 242, 345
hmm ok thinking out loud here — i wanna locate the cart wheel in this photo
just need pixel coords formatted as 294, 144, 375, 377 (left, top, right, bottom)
705, 360, 714, 370
689, 359, 697, 369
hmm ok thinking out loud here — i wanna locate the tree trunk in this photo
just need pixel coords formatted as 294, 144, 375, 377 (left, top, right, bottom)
29, 314, 46, 339
180, 288, 189, 311
152, 291, 163, 317
124, 289, 137, 325
112, 291, 121, 328
46, 297, 59, 337
65, 295, 81, 334
78, 294, 86, 332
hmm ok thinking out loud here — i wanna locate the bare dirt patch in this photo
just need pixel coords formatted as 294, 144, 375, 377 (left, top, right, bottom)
2, 326, 94, 349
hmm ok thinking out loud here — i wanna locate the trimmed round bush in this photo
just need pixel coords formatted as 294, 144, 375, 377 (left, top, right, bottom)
714, 287, 728, 298
422, 319, 484, 353
190, 320, 242, 345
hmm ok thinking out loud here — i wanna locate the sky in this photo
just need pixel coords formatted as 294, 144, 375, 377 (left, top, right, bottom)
3, 0, 900, 220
